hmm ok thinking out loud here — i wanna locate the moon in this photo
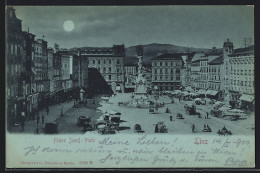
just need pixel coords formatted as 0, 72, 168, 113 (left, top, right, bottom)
63, 20, 74, 32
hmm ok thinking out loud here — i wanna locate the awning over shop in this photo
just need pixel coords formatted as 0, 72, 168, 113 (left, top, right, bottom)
197, 89, 206, 95
239, 94, 254, 102
209, 90, 219, 96
205, 90, 213, 95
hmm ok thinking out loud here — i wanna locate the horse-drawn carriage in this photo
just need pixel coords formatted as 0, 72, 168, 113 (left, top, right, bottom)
95, 122, 116, 134
155, 122, 168, 133
176, 113, 184, 119
95, 111, 121, 134
118, 102, 124, 106
217, 126, 232, 135
134, 124, 144, 133
202, 125, 212, 132
184, 104, 200, 116
149, 108, 155, 114
77, 116, 91, 126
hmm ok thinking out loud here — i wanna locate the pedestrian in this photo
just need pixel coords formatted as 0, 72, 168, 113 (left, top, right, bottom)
206, 112, 209, 119
46, 107, 49, 115
155, 124, 159, 133
204, 124, 206, 129
163, 102, 165, 107
179, 96, 181, 102
170, 115, 173, 121
36, 114, 40, 124
171, 99, 174, 104
192, 124, 195, 133
41, 114, 45, 124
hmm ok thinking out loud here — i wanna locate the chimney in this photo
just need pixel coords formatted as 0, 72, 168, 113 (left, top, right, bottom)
27, 27, 29, 33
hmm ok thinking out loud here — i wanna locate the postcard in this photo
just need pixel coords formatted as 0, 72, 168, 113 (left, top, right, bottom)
5, 5, 255, 168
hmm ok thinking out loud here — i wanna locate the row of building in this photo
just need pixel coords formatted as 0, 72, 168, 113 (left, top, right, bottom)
6, 7, 91, 128
6, 7, 254, 129
6, 7, 129, 128
150, 40, 254, 104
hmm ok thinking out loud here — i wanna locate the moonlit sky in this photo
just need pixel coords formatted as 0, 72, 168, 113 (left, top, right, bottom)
13, 6, 254, 49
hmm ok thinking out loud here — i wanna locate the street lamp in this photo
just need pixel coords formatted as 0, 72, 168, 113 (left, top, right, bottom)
60, 104, 63, 116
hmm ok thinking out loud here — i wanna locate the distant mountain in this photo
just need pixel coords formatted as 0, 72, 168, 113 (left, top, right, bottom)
70, 43, 222, 65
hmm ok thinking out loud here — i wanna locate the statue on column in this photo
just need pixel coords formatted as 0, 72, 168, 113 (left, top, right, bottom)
134, 45, 147, 96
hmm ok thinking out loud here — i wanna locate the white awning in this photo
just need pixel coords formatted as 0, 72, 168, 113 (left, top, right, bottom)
239, 94, 254, 102
116, 86, 121, 91
209, 90, 219, 96
205, 90, 213, 95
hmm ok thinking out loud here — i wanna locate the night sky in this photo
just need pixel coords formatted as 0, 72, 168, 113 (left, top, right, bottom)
13, 5, 254, 49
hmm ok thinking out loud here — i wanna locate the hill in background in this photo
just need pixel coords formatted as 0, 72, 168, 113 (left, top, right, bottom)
70, 43, 222, 66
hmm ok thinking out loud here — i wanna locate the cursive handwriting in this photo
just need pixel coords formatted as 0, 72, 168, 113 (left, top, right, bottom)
99, 137, 130, 146
137, 135, 169, 145
100, 153, 148, 164
24, 146, 40, 156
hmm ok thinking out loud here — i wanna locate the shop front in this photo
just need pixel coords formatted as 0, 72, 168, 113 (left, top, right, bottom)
239, 94, 255, 112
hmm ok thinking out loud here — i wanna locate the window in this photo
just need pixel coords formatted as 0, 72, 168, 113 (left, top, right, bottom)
160, 69, 163, 74
104, 60, 106, 64
171, 69, 173, 73
98, 60, 100, 64
155, 76, 157, 80
171, 77, 173, 80
117, 68, 120, 73
103, 67, 106, 73
93, 60, 95, 64
109, 67, 111, 72
165, 69, 168, 74
109, 60, 111, 64
160, 62, 162, 66
176, 69, 180, 74
160, 76, 162, 80
155, 69, 157, 74
241, 70, 243, 75
165, 76, 168, 80
165, 62, 168, 66
117, 59, 120, 64
245, 70, 247, 75
241, 81, 243, 86
176, 76, 180, 80
234, 80, 236, 85
98, 67, 100, 71
109, 75, 111, 80
245, 81, 247, 86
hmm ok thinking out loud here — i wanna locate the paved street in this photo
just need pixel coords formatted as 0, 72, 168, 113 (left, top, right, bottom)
96, 93, 254, 135
10, 93, 254, 135
11, 100, 75, 134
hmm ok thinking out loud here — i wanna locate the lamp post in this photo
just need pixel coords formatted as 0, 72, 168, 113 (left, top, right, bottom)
60, 103, 63, 116
154, 85, 159, 113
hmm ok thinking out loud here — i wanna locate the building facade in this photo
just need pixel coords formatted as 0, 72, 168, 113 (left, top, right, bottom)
151, 53, 183, 91
81, 45, 125, 93
228, 46, 254, 108
6, 7, 25, 127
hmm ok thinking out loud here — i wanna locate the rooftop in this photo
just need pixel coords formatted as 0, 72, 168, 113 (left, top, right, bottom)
208, 55, 224, 65
229, 45, 254, 57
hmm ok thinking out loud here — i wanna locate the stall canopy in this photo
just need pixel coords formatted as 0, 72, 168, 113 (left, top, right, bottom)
205, 90, 213, 95
239, 94, 254, 102
116, 86, 121, 91
197, 89, 206, 95
209, 90, 219, 96
185, 86, 194, 92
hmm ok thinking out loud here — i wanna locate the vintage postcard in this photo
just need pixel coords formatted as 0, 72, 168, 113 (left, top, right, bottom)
5, 5, 255, 168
